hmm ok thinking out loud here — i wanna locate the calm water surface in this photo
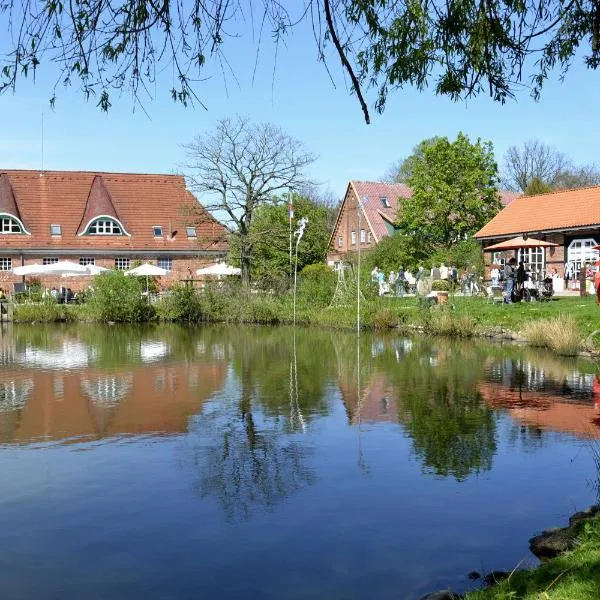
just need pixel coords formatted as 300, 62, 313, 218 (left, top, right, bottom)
0, 324, 599, 599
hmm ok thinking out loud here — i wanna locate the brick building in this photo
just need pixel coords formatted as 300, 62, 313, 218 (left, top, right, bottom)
326, 180, 520, 266
474, 186, 600, 285
0, 169, 227, 290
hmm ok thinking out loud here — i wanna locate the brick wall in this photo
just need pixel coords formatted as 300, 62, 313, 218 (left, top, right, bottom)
0, 254, 221, 293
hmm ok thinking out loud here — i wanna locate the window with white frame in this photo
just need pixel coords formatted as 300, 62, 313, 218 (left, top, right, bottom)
42, 257, 59, 265
380, 197, 390, 208
367, 232, 372, 243
351, 231, 356, 245
492, 252, 506, 268
50, 224, 61, 235
0, 216, 22, 233
153, 226, 163, 237
338, 235, 343, 248
567, 238, 599, 278
518, 247, 545, 278
115, 258, 130, 270
186, 226, 197, 238
157, 257, 172, 272
0, 257, 12, 271
79, 257, 95, 266
360, 229, 366, 243
86, 218, 123, 235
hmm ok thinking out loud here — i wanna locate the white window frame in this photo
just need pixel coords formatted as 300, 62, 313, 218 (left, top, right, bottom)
153, 226, 163, 237
115, 258, 130, 270
79, 257, 95, 266
351, 231, 356, 245
186, 226, 197, 238
80, 215, 130, 236
380, 197, 390, 208
0, 216, 22, 233
567, 238, 599, 278
338, 235, 343, 248
42, 257, 59, 265
157, 257, 172, 272
50, 224, 62, 236
360, 229, 366, 243
518, 247, 546, 277
367, 231, 372, 243
0, 257, 12, 271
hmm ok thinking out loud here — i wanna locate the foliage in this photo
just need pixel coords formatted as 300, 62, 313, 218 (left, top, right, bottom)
13, 302, 74, 323
183, 116, 315, 286
522, 315, 584, 355
397, 133, 500, 248
504, 140, 600, 192
383, 138, 440, 183
431, 280, 451, 292
297, 263, 336, 308
157, 285, 203, 322
228, 193, 330, 286
366, 232, 428, 273
87, 271, 154, 322
431, 238, 484, 273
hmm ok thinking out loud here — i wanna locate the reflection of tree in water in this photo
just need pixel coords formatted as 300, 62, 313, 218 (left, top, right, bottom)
186, 327, 330, 519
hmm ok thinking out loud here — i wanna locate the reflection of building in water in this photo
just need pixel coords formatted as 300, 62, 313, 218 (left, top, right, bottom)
340, 373, 399, 424
0, 362, 226, 444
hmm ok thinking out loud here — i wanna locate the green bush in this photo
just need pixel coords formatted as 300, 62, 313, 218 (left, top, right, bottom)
372, 307, 397, 329
157, 285, 203, 322
431, 279, 451, 291
13, 302, 67, 323
297, 263, 336, 307
240, 298, 280, 324
87, 271, 155, 322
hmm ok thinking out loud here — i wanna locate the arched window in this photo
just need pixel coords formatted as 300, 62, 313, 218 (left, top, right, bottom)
86, 217, 124, 235
0, 215, 23, 234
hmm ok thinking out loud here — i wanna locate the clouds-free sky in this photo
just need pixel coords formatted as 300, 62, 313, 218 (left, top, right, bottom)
1, 14, 598, 200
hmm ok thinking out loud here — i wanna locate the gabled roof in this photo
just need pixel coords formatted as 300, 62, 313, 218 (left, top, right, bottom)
475, 186, 600, 239
351, 181, 412, 242
77, 175, 127, 235
0, 169, 226, 251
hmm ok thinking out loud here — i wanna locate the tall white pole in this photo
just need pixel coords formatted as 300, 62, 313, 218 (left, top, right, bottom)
288, 190, 293, 283
356, 197, 364, 336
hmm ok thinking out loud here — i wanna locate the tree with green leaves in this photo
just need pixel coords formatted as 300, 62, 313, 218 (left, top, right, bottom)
383, 138, 440, 183
3, 1, 600, 123
524, 176, 554, 196
183, 117, 315, 286
396, 133, 500, 248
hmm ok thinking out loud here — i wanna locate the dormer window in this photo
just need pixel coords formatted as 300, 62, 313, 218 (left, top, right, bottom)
153, 226, 163, 237
380, 197, 390, 208
0, 216, 23, 233
186, 226, 197, 238
86, 217, 123, 235
50, 224, 61, 236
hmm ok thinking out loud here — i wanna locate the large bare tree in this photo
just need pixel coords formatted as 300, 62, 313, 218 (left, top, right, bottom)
503, 140, 600, 192
183, 116, 315, 286
4, 1, 600, 123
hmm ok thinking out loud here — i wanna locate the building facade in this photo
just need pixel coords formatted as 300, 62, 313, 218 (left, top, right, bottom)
0, 169, 227, 289
474, 186, 600, 287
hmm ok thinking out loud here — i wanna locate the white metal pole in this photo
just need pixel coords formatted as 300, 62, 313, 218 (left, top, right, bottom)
357, 197, 364, 336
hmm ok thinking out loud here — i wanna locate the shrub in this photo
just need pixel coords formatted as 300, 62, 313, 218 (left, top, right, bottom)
240, 298, 280, 324
157, 285, 203, 322
13, 302, 66, 323
297, 263, 336, 307
87, 271, 154, 322
522, 315, 583, 355
431, 279, 451, 292
420, 307, 476, 337
372, 307, 397, 329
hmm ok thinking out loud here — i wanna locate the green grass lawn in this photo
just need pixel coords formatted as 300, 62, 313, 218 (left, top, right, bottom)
466, 517, 600, 600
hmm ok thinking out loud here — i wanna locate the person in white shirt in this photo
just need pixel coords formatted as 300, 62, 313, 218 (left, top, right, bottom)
490, 266, 500, 287
439, 263, 449, 280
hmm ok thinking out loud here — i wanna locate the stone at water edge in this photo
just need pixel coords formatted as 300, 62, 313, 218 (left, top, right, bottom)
467, 571, 481, 580
529, 527, 576, 559
568, 505, 600, 527
483, 570, 510, 586
419, 591, 462, 600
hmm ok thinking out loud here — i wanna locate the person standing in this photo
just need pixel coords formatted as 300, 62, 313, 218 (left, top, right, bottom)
595, 268, 600, 305
490, 265, 500, 287
439, 263, 449, 280
504, 258, 517, 303
396, 267, 406, 297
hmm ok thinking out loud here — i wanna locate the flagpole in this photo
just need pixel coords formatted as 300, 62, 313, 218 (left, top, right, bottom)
288, 189, 293, 283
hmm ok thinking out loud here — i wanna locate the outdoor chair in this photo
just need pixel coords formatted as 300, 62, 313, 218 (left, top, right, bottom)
487, 285, 504, 304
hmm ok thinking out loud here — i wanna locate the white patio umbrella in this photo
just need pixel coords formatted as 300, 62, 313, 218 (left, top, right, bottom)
196, 263, 241, 276
13, 263, 45, 276
124, 263, 169, 294
39, 260, 90, 275
62, 264, 109, 277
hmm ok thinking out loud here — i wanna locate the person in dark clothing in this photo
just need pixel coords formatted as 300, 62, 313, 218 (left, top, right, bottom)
504, 258, 517, 303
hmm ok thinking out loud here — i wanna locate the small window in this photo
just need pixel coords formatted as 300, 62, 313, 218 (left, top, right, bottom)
351, 231, 356, 245
0, 257, 12, 271
42, 257, 59, 265
186, 226, 197, 238
153, 226, 163, 237
0, 216, 22, 234
360, 229, 366, 243
50, 224, 61, 236
338, 235, 343, 248
79, 257, 95, 266
87, 218, 123, 235
367, 232, 372, 243
115, 258, 130, 270
157, 257, 172, 272
380, 197, 390, 208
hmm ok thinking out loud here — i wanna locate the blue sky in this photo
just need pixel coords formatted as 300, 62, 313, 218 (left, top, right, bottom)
1, 14, 599, 201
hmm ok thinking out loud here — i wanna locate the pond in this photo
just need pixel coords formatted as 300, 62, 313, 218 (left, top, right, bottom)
0, 323, 599, 599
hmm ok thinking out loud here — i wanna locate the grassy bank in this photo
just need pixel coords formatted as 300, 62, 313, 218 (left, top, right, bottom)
12, 292, 600, 355
466, 516, 600, 600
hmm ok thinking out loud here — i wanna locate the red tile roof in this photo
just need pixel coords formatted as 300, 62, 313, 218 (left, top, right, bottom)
475, 186, 600, 239
0, 170, 226, 251
0, 174, 22, 221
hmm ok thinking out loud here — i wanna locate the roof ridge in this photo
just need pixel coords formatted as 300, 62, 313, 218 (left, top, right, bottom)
514, 184, 600, 199
0, 168, 182, 178
351, 179, 410, 186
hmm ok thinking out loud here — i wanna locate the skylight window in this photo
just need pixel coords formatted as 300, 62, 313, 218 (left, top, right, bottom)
186, 226, 197, 238
50, 224, 61, 235
153, 226, 163, 237
380, 197, 390, 208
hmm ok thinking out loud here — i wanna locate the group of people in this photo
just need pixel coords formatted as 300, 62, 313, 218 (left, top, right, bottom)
42, 287, 77, 303
371, 266, 417, 297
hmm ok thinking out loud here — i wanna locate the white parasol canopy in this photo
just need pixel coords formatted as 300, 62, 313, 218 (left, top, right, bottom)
125, 263, 170, 277
39, 260, 91, 275
62, 264, 109, 277
13, 263, 44, 276
196, 263, 241, 276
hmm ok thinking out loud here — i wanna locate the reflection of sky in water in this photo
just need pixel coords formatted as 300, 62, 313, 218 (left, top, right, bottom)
140, 341, 169, 363
18, 341, 90, 369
